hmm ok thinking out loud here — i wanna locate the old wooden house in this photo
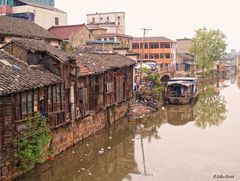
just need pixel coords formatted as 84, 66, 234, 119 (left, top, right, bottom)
0, 51, 64, 176
1, 38, 79, 128
0, 39, 135, 180
74, 47, 135, 122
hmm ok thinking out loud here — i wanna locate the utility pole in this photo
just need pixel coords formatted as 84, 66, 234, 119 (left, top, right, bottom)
140, 28, 152, 87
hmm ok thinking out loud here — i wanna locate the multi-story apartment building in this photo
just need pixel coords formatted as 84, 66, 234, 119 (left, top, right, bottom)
86, 12, 125, 34
0, 0, 67, 29
86, 12, 134, 54
132, 36, 176, 70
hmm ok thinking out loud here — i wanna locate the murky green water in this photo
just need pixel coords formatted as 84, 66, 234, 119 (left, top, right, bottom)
15, 76, 240, 181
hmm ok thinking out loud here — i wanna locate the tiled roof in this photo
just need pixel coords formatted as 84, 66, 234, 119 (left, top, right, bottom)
133, 36, 174, 42
0, 51, 63, 96
177, 53, 194, 60
48, 24, 85, 40
77, 47, 135, 74
9, 38, 73, 63
0, 16, 60, 40
4, 38, 94, 76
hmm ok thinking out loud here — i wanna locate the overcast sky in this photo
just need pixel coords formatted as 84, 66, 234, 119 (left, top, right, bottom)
55, 0, 240, 51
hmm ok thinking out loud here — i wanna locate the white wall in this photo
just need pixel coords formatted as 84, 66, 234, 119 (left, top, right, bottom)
87, 12, 125, 34
12, 5, 67, 29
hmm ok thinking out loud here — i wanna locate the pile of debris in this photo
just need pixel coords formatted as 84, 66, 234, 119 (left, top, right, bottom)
128, 92, 161, 118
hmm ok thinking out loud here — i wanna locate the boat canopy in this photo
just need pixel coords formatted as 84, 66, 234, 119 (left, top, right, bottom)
168, 77, 197, 82
167, 81, 194, 87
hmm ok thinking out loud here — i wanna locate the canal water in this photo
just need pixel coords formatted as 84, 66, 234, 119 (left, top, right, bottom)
16, 77, 240, 181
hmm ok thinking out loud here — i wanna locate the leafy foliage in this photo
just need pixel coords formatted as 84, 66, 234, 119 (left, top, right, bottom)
13, 113, 52, 171
190, 27, 227, 72
143, 68, 164, 100
61, 41, 74, 53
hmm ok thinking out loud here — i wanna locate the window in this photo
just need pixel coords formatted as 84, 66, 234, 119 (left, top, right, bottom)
61, 84, 65, 103
166, 53, 171, 58
0, 36, 4, 43
53, 85, 57, 103
144, 54, 149, 59
92, 17, 95, 23
144, 43, 148, 49
55, 17, 59, 25
57, 85, 61, 103
160, 54, 171, 59
117, 16, 120, 20
79, 88, 88, 104
27, 92, 33, 114
140, 43, 148, 49
149, 42, 159, 49
109, 38, 114, 41
107, 17, 109, 21
160, 43, 171, 48
149, 54, 159, 59
160, 54, 165, 59
21, 93, 27, 115
132, 43, 139, 49
106, 83, 114, 93
100, 17, 103, 21
34, 90, 38, 113
48, 87, 52, 104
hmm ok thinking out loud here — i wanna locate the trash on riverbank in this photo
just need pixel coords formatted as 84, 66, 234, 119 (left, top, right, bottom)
128, 103, 158, 119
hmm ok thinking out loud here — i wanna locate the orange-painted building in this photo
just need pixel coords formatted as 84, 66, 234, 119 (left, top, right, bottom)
132, 36, 176, 69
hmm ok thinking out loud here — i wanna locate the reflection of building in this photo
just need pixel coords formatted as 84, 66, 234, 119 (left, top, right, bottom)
132, 37, 176, 69
16, 121, 139, 181
0, 0, 67, 29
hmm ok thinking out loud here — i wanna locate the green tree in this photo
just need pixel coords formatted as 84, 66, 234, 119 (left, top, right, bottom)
191, 27, 227, 73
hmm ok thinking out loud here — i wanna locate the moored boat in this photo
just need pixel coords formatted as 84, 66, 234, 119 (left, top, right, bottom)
164, 77, 198, 104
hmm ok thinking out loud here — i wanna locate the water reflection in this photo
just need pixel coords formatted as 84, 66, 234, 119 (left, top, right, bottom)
135, 112, 164, 142
165, 104, 195, 126
15, 79, 229, 181
16, 120, 140, 181
194, 85, 227, 129
164, 80, 227, 129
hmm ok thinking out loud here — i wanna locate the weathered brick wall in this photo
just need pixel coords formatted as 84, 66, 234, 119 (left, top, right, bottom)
0, 101, 130, 181
52, 101, 129, 155
3, 43, 28, 63
0, 150, 19, 181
